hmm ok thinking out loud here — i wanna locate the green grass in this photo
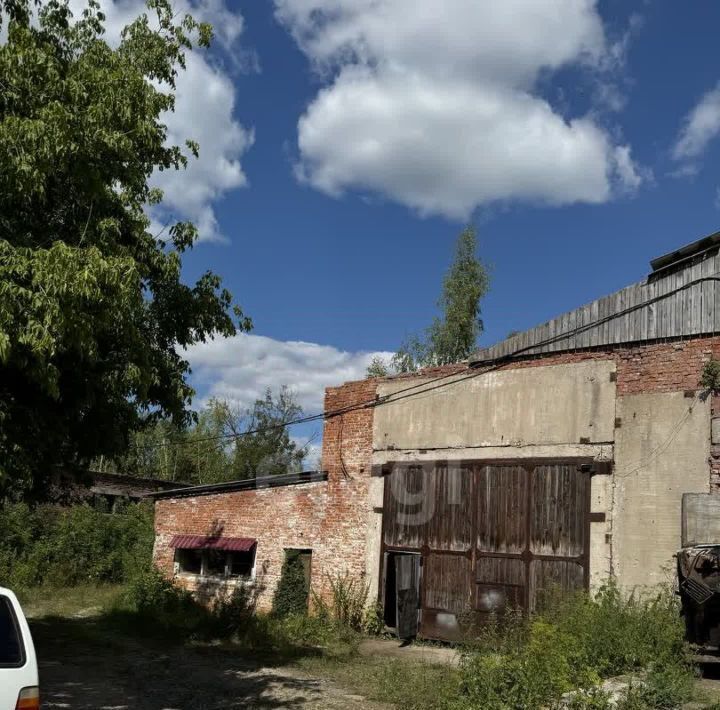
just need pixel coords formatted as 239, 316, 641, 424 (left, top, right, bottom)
17, 584, 126, 619
298, 654, 460, 710
16, 579, 717, 709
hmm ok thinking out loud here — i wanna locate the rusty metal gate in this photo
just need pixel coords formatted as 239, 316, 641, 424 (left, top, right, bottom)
380, 460, 600, 641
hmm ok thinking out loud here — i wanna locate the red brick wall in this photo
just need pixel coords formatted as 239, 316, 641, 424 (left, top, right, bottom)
154, 336, 720, 609
153, 377, 381, 611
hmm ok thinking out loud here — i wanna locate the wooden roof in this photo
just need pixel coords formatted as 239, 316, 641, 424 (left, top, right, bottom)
471, 232, 720, 366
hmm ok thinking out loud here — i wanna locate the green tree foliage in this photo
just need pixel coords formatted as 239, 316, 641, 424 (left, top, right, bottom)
0, 500, 154, 588
272, 550, 309, 618
393, 226, 489, 372
110, 388, 310, 483
0, 0, 250, 496
230, 387, 307, 479
365, 355, 390, 379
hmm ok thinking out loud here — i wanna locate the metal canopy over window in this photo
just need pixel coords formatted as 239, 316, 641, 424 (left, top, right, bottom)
169, 535, 256, 552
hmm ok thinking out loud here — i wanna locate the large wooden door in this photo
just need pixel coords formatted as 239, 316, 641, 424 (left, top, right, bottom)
381, 460, 592, 640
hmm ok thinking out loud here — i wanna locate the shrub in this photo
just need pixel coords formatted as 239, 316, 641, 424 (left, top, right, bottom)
362, 600, 385, 636
455, 582, 695, 710
0, 501, 154, 589
312, 571, 369, 631
272, 550, 309, 618
122, 567, 205, 636
208, 583, 262, 639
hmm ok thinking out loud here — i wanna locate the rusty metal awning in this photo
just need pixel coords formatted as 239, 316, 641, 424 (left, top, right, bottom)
169, 534, 256, 552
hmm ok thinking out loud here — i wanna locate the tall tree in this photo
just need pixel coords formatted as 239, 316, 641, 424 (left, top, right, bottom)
110, 389, 310, 484
0, 1, 249, 496
393, 226, 489, 372
229, 388, 307, 480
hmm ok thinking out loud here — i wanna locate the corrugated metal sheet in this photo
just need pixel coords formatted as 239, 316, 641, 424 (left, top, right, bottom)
471, 239, 720, 365
169, 535, 256, 551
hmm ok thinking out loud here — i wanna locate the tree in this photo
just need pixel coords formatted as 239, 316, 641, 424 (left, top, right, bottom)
366, 355, 390, 378
393, 226, 489, 372
227, 388, 308, 480
0, 1, 250, 496
111, 388, 310, 484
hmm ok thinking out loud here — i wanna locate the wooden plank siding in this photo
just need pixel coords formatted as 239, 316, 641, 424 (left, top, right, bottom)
472, 248, 720, 365
381, 460, 592, 641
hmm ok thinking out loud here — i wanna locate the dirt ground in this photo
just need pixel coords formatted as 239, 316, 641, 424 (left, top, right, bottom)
31, 614, 720, 709
31, 617, 391, 710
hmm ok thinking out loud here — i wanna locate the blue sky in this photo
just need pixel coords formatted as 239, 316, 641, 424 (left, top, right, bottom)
90, 1, 720, 460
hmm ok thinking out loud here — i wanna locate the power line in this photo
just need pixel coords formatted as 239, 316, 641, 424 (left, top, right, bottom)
133, 273, 720, 452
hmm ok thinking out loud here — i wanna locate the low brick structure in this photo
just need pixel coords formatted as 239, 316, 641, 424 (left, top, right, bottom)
152, 232, 720, 638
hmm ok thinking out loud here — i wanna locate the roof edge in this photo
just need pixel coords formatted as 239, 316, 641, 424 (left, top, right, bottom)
148, 470, 327, 500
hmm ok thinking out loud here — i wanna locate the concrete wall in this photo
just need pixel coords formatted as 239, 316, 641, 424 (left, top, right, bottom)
373, 360, 617, 451
368, 360, 619, 601
152, 337, 719, 615
613, 391, 711, 590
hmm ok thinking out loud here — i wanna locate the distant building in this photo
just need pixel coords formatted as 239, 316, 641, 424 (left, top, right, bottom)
152, 231, 720, 640
50, 469, 187, 510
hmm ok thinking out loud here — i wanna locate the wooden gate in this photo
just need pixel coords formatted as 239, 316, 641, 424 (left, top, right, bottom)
381, 460, 597, 640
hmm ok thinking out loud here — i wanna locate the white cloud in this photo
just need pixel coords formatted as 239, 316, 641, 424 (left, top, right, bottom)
67, 0, 254, 242
672, 83, 720, 167
150, 52, 254, 242
276, 0, 643, 219
184, 333, 392, 413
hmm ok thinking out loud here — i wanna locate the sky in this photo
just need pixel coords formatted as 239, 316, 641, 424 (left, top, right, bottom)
71, 1, 720, 463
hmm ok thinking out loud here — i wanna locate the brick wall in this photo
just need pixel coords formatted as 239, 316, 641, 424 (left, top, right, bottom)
153, 377, 381, 611
154, 335, 720, 609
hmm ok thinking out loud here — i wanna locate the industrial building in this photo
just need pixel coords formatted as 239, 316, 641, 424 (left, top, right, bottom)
152, 232, 720, 640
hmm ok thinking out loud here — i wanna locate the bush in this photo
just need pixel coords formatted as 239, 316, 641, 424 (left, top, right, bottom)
121, 568, 265, 642
0, 501, 154, 589
122, 567, 205, 636
362, 600, 385, 636
272, 550, 309, 618
455, 582, 695, 710
312, 571, 369, 632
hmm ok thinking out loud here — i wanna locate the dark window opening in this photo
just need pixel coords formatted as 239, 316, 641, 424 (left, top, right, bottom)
205, 549, 227, 577
176, 548, 202, 575
229, 549, 256, 579
0, 595, 24, 667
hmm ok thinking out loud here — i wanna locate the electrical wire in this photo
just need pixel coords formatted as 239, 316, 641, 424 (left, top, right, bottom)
133, 272, 720, 452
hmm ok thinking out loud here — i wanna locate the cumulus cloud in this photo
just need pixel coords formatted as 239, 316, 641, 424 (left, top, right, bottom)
276, 0, 643, 219
184, 333, 392, 413
67, 0, 254, 242
672, 83, 720, 168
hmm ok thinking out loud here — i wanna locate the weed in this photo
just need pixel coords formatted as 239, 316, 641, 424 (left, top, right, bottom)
455, 581, 695, 710
312, 571, 369, 631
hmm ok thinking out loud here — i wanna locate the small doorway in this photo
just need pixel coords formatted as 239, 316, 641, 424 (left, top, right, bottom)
383, 552, 421, 640
281, 549, 312, 612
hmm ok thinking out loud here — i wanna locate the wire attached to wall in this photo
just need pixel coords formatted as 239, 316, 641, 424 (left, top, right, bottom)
132, 273, 720, 453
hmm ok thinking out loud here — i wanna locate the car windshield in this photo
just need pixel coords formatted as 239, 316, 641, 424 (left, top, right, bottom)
0, 595, 24, 666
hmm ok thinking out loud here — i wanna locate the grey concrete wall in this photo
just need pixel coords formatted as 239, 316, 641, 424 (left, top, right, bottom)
367, 360, 712, 601
373, 361, 617, 451
613, 392, 710, 591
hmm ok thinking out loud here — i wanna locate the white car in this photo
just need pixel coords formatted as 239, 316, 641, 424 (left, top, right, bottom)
0, 588, 38, 710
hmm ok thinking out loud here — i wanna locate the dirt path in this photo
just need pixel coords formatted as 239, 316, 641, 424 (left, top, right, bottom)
31, 618, 390, 710
358, 638, 459, 667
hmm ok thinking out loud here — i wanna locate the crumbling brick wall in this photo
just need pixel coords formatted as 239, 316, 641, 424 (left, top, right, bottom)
154, 335, 720, 611
153, 377, 382, 611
